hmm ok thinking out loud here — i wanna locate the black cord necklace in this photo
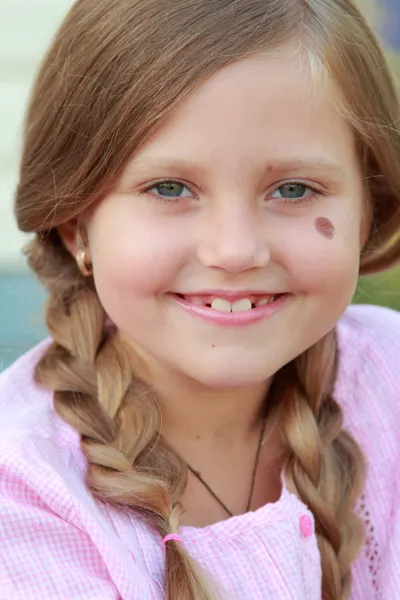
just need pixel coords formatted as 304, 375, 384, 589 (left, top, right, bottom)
186, 418, 267, 518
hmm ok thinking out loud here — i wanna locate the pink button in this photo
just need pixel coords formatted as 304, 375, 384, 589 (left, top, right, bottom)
300, 515, 313, 538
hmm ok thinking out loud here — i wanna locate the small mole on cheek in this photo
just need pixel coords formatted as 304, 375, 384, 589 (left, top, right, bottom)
315, 217, 335, 240
212, 344, 215, 348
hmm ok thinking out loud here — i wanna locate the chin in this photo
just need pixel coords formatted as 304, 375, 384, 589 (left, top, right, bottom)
184, 360, 272, 390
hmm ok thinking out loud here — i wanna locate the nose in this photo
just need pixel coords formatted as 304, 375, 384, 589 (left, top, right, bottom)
196, 202, 271, 273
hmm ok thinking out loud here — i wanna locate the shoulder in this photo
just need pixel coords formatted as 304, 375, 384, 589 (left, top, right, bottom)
335, 304, 400, 494
0, 339, 78, 448
338, 302, 400, 355
335, 303, 400, 444
336, 306, 400, 596
336, 303, 400, 407
0, 340, 84, 505
0, 339, 50, 417
336, 306, 400, 597
335, 302, 400, 456
0, 344, 161, 598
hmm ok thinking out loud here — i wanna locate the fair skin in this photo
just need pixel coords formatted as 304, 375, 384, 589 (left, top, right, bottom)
61, 53, 366, 526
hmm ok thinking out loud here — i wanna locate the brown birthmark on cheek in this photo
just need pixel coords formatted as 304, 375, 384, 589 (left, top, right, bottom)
315, 217, 335, 240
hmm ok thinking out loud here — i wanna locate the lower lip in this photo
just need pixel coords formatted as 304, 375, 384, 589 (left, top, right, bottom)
169, 293, 289, 326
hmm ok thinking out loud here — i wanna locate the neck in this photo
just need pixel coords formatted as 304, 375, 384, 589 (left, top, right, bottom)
132, 354, 272, 445
162, 383, 270, 444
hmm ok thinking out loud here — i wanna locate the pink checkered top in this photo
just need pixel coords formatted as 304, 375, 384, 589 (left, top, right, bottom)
1, 304, 400, 599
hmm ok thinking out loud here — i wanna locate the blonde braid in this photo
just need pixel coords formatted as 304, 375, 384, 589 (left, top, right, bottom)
31, 235, 214, 600
29, 235, 364, 599
282, 330, 365, 600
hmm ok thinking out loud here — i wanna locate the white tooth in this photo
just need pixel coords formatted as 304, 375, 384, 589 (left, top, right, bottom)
211, 298, 232, 313
257, 298, 269, 306
231, 298, 252, 313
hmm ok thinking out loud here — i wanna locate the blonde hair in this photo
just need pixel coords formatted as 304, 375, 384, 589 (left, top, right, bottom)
14, 1, 400, 599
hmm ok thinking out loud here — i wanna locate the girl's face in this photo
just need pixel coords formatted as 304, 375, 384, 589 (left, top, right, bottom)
83, 54, 365, 388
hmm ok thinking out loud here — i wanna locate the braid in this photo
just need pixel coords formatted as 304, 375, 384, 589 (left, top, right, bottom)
29, 235, 364, 600
282, 330, 365, 600
29, 233, 215, 600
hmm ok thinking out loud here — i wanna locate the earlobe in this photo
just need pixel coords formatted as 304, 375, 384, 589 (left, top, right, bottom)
59, 219, 91, 254
58, 220, 93, 277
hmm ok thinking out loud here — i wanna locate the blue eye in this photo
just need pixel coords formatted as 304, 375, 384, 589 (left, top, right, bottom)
270, 183, 314, 201
148, 181, 193, 199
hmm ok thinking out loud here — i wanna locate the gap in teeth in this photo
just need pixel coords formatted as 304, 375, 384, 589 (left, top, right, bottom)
209, 296, 279, 313
176, 293, 283, 312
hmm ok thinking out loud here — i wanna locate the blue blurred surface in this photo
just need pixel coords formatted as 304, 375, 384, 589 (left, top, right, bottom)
379, 0, 400, 50
0, 271, 47, 372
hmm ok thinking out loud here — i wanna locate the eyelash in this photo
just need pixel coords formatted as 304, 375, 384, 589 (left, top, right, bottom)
141, 179, 323, 206
141, 180, 194, 205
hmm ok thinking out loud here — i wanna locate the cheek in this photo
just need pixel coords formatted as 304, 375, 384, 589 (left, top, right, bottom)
273, 215, 361, 294
315, 217, 335, 239
86, 201, 188, 303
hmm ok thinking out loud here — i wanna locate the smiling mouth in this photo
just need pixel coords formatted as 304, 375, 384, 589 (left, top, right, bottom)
172, 293, 287, 313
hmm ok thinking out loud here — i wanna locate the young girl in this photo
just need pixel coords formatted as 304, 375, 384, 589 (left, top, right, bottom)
1, 0, 400, 598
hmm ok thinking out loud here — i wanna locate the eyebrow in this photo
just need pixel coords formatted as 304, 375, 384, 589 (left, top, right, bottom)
122, 156, 346, 185
264, 157, 346, 180
123, 158, 203, 179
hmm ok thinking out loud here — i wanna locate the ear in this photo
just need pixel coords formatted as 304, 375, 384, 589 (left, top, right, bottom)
58, 219, 79, 258
360, 207, 372, 249
58, 219, 92, 262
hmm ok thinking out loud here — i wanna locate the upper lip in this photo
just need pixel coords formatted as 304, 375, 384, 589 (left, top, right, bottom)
172, 290, 285, 301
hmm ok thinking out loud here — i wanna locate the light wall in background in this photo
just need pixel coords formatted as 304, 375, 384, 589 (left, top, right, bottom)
0, 0, 74, 269
0, 0, 387, 271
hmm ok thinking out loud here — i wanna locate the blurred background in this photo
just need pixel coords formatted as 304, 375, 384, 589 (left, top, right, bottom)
0, 0, 399, 371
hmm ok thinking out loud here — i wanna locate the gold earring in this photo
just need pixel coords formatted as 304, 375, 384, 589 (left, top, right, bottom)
76, 248, 93, 276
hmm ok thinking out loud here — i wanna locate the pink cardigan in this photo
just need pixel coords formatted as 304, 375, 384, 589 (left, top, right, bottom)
0, 304, 399, 599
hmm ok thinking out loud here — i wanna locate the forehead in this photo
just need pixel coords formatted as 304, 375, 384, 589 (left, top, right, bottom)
127, 52, 357, 177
